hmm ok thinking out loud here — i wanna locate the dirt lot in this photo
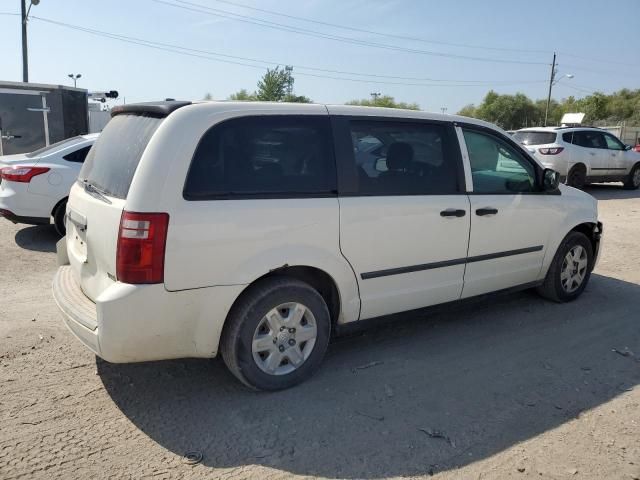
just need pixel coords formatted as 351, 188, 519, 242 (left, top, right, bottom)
1, 185, 639, 480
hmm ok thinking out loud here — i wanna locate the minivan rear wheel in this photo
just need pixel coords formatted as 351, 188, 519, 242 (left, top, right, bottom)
537, 231, 593, 303
221, 276, 331, 390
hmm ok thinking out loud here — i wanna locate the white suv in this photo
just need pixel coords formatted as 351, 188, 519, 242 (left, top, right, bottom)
53, 102, 602, 390
514, 127, 640, 189
0, 134, 98, 235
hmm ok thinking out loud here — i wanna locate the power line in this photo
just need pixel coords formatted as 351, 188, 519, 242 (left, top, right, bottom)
30, 15, 548, 88
197, 1, 640, 71
152, 0, 549, 66
187, 0, 550, 55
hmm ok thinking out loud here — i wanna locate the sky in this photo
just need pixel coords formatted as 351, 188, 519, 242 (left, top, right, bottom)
0, 0, 638, 112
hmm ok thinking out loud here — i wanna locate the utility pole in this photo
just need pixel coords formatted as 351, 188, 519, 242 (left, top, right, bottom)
544, 52, 556, 127
370, 92, 381, 104
285, 65, 293, 97
21, 0, 28, 82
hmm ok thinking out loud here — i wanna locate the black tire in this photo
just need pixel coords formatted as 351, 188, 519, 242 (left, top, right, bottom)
53, 199, 67, 236
220, 276, 331, 391
537, 231, 593, 303
623, 163, 640, 190
566, 165, 586, 189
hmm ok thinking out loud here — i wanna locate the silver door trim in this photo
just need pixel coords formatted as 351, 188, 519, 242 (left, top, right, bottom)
455, 125, 473, 192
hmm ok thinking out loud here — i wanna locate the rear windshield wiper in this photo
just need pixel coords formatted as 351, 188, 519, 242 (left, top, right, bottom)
82, 179, 112, 205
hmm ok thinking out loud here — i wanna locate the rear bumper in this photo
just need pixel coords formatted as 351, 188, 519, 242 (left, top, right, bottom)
52, 266, 100, 355
52, 264, 245, 363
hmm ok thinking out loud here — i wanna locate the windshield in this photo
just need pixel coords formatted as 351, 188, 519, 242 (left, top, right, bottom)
79, 115, 163, 199
25, 136, 85, 158
513, 131, 557, 146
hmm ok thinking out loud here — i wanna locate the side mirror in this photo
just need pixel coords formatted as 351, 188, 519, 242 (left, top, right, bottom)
543, 168, 560, 191
624, 144, 633, 151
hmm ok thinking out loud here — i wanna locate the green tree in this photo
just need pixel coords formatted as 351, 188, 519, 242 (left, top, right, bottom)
256, 66, 290, 101
284, 94, 312, 103
229, 67, 312, 102
228, 88, 256, 101
457, 104, 477, 117
202, 92, 213, 101
346, 95, 419, 110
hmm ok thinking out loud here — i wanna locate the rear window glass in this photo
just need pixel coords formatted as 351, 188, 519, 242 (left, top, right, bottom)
79, 115, 162, 199
184, 116, 335, 199
25, 136, 84, 158
513, 131, 557, 146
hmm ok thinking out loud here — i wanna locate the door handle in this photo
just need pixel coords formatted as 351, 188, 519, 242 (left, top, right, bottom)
589, 152, 596, 156
440, 209, 466, 218
476, 207, 498, 216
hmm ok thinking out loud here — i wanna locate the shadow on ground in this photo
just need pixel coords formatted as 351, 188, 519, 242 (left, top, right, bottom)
14, 225, 59, 253
585, 183, 640, 201
99, 274, 640, 478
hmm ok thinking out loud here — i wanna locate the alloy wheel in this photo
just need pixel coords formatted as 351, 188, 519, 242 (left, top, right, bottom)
251, 302, 318, 375
560, 245, 588, 293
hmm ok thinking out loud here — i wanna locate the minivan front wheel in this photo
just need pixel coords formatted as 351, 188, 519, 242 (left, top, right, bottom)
537, 231, 593, 302
221, 277, 331, 390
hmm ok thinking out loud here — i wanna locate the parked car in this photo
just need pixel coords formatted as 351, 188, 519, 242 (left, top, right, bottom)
53, 102, 602, 390
514, 127, 640, 189
0, 134, 98, 235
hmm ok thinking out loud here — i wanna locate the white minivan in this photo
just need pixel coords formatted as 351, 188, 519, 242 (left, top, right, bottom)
53, 101, 602, 390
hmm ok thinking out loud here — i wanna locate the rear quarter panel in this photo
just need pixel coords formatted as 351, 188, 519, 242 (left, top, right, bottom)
124, 103, 361, 324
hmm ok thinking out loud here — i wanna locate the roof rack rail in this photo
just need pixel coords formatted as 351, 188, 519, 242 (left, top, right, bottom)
555, 125, 603, 130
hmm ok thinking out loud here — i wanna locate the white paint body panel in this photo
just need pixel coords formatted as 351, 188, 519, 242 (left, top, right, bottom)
339, 196, 470, 319
463, 194, 558, 298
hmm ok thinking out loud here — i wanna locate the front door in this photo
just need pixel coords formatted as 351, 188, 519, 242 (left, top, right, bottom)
571, 130, 609, 177
603, 132, 629, 176
334, 116, 470, 320
459, 126, 557, 298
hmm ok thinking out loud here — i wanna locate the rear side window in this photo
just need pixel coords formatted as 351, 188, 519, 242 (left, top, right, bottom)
63, 145, 92, 163
513, 131, 557, 146
570, 131, 607, 149
184, 116, 335, 199
79, 115, 163, 199
348, 120, 458, 195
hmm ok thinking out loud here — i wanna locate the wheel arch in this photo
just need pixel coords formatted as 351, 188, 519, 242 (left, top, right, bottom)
225, 265, 343, 331
540, 220, 601, 282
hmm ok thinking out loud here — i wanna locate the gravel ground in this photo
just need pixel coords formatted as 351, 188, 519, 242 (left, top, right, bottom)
1, 185, 639, 480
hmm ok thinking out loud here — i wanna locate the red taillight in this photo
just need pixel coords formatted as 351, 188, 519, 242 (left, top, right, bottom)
116, 211, 169, 284
538, 147, 564, 155
0, 166, 50, 182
